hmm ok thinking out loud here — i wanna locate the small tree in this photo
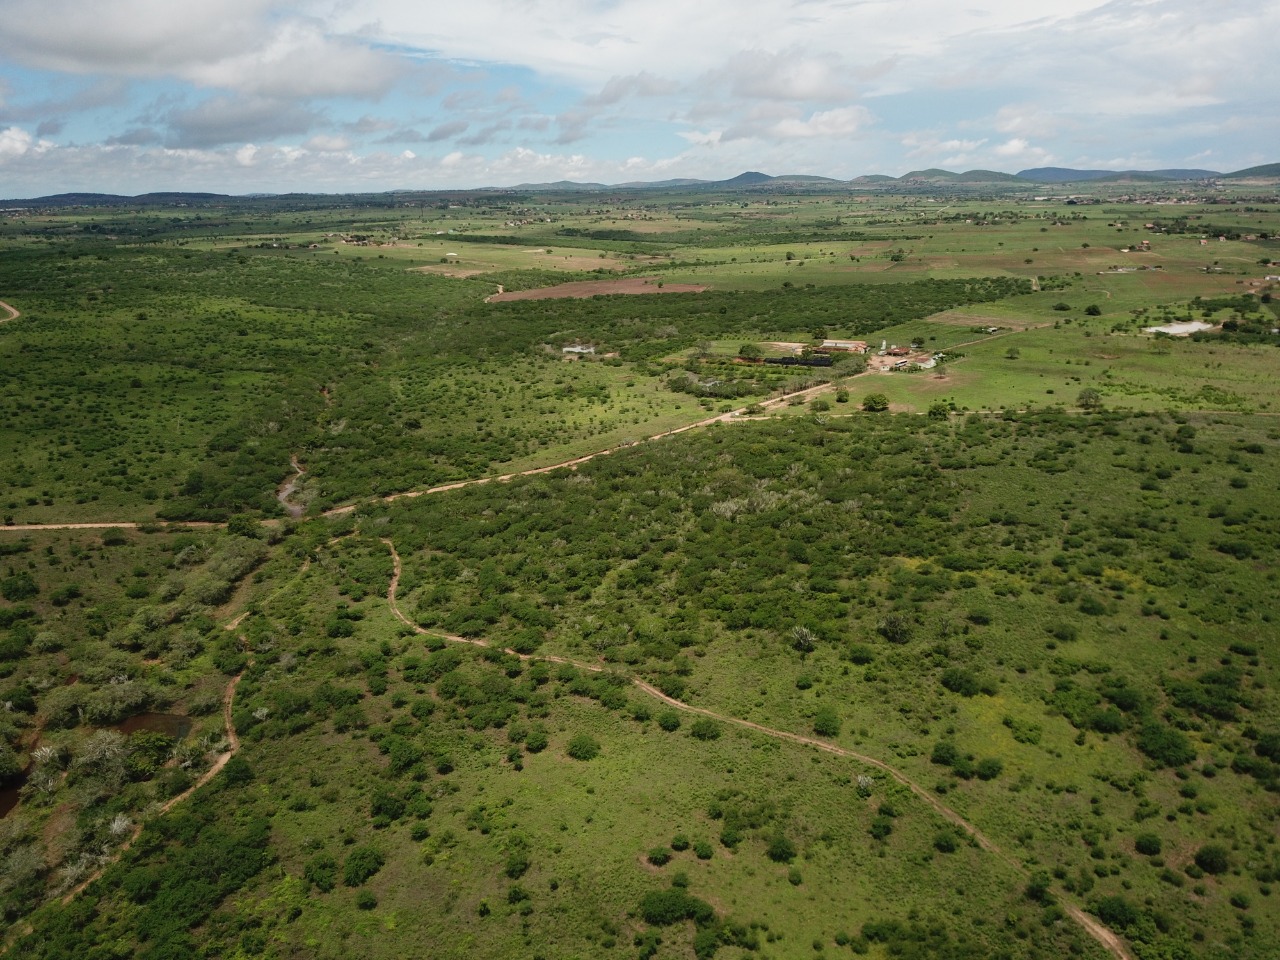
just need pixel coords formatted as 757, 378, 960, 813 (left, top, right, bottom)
1077, 388, 1103, 411
878, 613, 913, 644
766, 833, 797, 863
862, 393, 889, 412
813, 707, 840, 738
567, 734, 600, 760
690, 718, 721, 741
1194, 844, 1230, 875
738, 343, 762, 359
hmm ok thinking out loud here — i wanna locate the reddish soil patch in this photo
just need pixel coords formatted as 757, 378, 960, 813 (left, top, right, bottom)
487, 277, 707, 301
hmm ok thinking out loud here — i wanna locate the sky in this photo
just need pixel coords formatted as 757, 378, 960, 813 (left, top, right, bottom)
0, 0, 1276, 196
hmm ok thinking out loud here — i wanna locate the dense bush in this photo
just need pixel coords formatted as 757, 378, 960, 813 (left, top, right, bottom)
566, 733, 601, 761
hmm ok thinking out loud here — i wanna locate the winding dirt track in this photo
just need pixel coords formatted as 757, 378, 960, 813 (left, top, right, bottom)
325, 378, 842, 517
379, 539, 1131, 960
276, 455, 306, 519
0, 308, 1129, 957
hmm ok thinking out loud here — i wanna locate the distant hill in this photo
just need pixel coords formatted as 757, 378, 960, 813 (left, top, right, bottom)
0, 191, 233, 208
4, 162, 1277, 205
1018, 167, 1220, 183
952, 170, 1029, 183
716, 171, 774, 187
771, 174, 843, 184
899, 168, 959, 181
511, 180, 610, 191
1224, 163, 1280, 179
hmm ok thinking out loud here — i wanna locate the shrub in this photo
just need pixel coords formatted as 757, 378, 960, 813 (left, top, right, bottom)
657, 710, 682, 732
566, 733, 600, 761
343, 846, 385, 887
1, 572, 38, 602
1095, 895, 1139, 929
941, 668, 981, 697
524, 728, 549, 753
356, 890, 378, 910
693, 841, 714, 860
647, 848, 672, 866
1137, 722, 1195, 767
1194, 844, 1230, 875
766, 833, 797, 863
639, 888, 715, 926
878, 613, 913, 644
813, 707, 840, 737
689, 718, 721, 741
846, 643, 875, 665
221, 755, 255, 787
304, 854, 337, 892
975, 757, 1004, 781
934, 830, 959, 854
931, 741, 960, 766
1134, 834, 1162, 856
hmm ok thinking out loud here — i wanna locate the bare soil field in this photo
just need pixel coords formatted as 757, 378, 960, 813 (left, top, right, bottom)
487, 276, 708, 301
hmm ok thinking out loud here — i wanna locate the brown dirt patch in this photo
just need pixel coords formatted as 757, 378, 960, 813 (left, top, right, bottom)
410, 265, 489, 278
487, 277, 707, 301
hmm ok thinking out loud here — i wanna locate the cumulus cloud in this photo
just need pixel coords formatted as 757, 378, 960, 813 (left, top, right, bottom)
165, 96, 321, 148
992, 137, 1052, 166
710, 49, 855, 103
0, 125, 36, 157
0, 1, 403, 100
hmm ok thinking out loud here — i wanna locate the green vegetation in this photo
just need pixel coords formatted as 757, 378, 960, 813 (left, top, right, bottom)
2, 184, 1279, 960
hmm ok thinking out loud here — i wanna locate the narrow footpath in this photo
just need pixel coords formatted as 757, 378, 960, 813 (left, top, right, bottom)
379, 538, 1132, 960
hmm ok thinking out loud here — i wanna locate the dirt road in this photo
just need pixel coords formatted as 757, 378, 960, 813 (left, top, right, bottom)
0, 300, 19, 322
327, 377, 847, 516
378, 538, 1130, 960
276, 455, 306, 518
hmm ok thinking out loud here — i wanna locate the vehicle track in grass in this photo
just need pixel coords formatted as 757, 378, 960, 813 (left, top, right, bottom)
378, 538, 1132, 960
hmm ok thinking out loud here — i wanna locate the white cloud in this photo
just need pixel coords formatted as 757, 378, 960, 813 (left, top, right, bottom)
993, 137, 1052, 165
0, 1, 403, 100
768, 106, 872, 139
0, 125, 34, 157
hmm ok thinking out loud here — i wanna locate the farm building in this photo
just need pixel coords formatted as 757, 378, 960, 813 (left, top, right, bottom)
819, 339, 869, 353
